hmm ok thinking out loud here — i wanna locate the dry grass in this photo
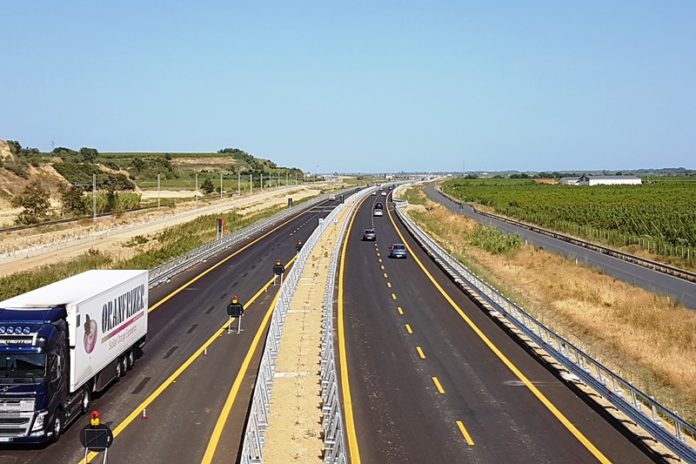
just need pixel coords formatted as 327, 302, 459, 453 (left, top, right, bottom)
401, 186, 696, 423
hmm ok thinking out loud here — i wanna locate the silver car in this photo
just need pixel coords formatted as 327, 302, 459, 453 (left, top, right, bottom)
389, 243, 407, 259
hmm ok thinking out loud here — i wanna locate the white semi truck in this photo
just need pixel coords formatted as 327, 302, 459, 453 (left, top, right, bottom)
0, 270, 148, 443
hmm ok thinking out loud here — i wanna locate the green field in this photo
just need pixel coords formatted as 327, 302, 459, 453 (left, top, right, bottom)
441, 177, 696, 265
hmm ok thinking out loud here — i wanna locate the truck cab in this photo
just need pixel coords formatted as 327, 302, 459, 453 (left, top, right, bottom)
0, 307, 85, 443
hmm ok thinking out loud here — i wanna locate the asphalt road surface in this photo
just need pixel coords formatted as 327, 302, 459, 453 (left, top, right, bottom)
0, 199, 339, 464
424, 184, 696, 309
339, 192, 659, 463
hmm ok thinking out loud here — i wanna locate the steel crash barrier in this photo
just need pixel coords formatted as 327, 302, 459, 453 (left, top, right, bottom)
393, 199, 696, 463
147, 192, 344, 288
239, 188, 372, 464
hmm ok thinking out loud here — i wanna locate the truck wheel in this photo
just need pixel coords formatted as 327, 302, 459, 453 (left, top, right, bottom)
50, 410, 64, 442
126, 350, 135, 370
81, 387, 91, 414
119, 356, 128, 377
115, 358, 123, 378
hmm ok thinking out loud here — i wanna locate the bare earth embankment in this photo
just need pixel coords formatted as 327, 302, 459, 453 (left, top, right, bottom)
0, 185, 325, 277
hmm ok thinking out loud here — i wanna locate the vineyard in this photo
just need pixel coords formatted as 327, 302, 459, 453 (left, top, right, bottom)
441, 177, 696, 265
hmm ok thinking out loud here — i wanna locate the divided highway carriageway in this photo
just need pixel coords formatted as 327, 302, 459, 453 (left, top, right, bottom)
338, 191, 659, 463
0, 190, 669, 463
0, 198, 339, 464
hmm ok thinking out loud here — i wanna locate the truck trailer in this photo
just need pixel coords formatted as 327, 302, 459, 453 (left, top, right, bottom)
0, 270, 148, 443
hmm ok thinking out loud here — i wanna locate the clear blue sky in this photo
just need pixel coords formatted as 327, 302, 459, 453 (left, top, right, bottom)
1, 1, 694, 173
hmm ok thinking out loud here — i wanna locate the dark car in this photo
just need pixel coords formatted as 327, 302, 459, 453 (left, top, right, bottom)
389, 243, 407, 259
374, 202, 384, 210
362, 228, 376, 241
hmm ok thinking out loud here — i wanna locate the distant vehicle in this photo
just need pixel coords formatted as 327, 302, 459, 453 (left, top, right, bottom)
371, 191, 377, 196
362, 228, 376, 241
374, 202, 383, 210
373, 209, 384, 217
389, 244, 407, 259
381, 191, 387, 196
0, 270, 149, 443
328, 194, 336, 201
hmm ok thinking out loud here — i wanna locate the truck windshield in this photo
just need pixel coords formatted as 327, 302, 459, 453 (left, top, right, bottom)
0, 354, 47, 378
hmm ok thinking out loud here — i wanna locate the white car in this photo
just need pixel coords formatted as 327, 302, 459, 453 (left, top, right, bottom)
371, 191, 377, 196
373, 209, 384, 217
381, 191, 387, 196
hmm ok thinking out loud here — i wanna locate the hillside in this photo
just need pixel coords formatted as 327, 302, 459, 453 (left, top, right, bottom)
0, 140, 306, 225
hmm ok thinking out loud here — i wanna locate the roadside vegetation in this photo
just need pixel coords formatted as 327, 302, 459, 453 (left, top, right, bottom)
400, 185, 696, 424
0, 205, 284, 300
442, 177, 696, 268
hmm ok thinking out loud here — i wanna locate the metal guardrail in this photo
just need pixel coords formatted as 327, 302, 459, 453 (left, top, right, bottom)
394, 199, 696, 463
240, 188, 371, 463
436, 187, 696, 284
147, 194, 332, 288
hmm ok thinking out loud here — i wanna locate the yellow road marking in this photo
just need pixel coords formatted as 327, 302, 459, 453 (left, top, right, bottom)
338, 196, 370, 464
391, 293, 397, 300
456, 420, 475, 446
405, 324, 413, 334
383, 272, 388, 278
78, 268, 289, 464
200, 286, 283, 462
386, 205, 611, 464
397, 306, 404, 315
432, 376, 445, 394
416, 346, 426, 359
387, 282, 392, 288
380, 265, 385, 270
149, 211, 308, 312
378, 258, 382, 263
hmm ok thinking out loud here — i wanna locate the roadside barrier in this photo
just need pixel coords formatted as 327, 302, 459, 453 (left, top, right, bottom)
394, 199, 696, 463
239, 188, 371, 463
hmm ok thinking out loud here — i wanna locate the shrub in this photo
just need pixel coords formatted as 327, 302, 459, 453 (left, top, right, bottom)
470, 225, 521, 255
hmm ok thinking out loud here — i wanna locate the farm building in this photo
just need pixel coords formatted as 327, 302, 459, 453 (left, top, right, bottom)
577, 175, 642, 186
559, 177, 580, 185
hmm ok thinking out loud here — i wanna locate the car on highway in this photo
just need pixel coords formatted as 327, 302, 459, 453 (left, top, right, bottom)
381, 191, 387, 196
373, 208, 384, 217
362, 228, 376, 241
371, 191, 377, 196
374, 202, 383, 210
329, 194, 336, 201
389, 243, 407, 258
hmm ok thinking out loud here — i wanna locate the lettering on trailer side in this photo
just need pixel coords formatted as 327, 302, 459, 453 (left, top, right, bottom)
101, 284, 146, 334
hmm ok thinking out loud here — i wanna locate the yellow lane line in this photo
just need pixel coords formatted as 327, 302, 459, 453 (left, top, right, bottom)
387, 282, 392, 288
432, 376, 445, 394
149, 211, 308, 312
405, 324, 413, 334
397, 306, 404, 315
383, 272, 388, 278
78, 267, 290, 464
456, 420, 475, 446
338, 196, 370, 464
416, 346, 426, 359
386, 204, 611, 464
391, 293, 397, 300
200, 285, 283, 463
380, 265, 385, 270
378, 258, 382, 263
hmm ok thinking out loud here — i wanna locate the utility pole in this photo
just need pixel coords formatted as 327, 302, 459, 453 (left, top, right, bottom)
261, 174, 263, 190
237, 172, 241, 196
249, 173, 252, 194
195, 173, 198, 202
92, 174, 97, 222
220, 173, 223, 199
286, 172, 288, 186
157, 174, 161, 209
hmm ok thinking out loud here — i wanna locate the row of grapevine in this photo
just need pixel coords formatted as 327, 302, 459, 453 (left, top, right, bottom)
441, 178, 696, 265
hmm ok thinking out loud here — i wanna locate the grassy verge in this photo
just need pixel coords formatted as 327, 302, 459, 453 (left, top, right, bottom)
399, 185, 696, 424
0, 205, 285, 301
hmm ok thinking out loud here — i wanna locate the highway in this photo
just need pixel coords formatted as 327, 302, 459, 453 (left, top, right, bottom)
424, 183, 696, 309
0, 200, 339, 464
339, 192, 659, 463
